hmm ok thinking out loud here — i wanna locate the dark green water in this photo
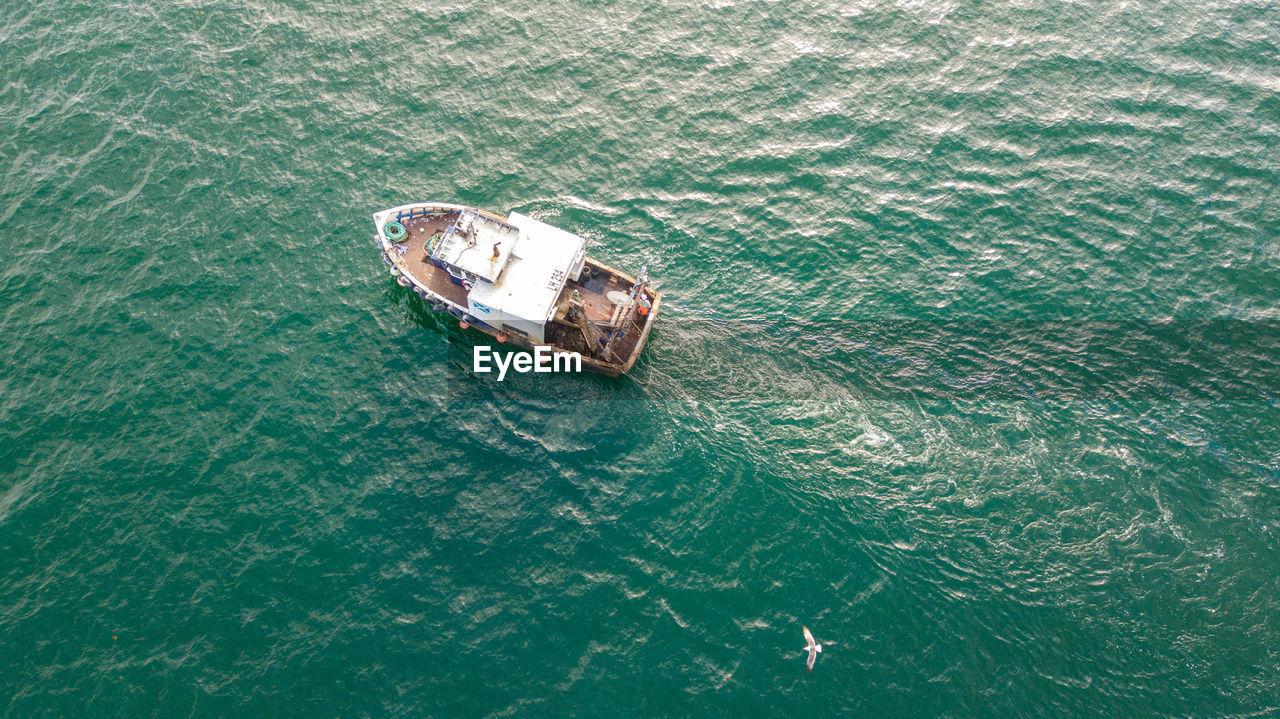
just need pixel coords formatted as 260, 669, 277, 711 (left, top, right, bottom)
3, 0, 1279, 716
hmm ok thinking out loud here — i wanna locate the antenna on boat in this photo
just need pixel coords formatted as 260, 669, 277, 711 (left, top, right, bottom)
628, 266, 649, 300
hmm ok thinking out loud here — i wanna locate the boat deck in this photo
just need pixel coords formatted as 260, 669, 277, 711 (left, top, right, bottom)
555, 269, 634, 324
395, 212, 469, 306
546, 261, 653, 363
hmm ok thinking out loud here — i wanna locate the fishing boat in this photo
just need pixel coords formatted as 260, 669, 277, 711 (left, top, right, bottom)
371, 203, 661, 376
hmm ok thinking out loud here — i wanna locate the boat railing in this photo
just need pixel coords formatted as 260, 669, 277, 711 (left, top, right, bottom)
396, 207, 456, 224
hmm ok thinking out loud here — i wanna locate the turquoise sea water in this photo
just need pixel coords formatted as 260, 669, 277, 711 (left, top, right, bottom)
3, 0, 1279, 716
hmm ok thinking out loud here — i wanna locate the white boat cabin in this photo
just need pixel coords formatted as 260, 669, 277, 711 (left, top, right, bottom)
429, 209, 587, 344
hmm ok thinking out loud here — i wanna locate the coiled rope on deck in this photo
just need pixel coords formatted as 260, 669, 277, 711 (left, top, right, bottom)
383, 221, 407, 241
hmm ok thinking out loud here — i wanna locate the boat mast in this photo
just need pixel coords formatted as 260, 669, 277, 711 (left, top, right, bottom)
601, 266, 649, 361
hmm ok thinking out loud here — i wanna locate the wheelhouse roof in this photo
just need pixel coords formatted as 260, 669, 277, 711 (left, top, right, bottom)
467, 211, 585, 324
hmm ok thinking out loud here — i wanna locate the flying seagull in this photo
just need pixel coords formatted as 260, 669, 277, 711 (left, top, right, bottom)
802, 626, 823, 672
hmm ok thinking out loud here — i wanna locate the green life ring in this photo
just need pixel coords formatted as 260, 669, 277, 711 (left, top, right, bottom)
384, 221, 407, 241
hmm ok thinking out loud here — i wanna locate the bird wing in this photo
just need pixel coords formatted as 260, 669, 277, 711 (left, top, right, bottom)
803, 626, 816, 650
806, 646, 816, 672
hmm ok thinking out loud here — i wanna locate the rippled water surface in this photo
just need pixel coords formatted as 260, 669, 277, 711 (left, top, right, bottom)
3, 0, 1279, 716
